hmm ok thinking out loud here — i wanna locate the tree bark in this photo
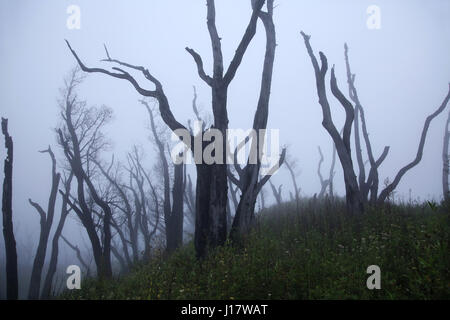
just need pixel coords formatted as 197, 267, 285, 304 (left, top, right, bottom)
1, 118, 18, 300
166, 162, 185, 254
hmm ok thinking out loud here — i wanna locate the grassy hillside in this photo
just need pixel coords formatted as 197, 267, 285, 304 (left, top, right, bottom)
61, 199, 449, 300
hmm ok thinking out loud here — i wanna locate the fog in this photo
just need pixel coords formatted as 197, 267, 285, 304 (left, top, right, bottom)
0, 0, 449, 298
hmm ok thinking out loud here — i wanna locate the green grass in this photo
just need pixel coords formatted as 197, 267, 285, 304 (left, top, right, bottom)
60, 199, 449, 300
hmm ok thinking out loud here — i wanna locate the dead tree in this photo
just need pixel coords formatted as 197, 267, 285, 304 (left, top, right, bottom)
259, 185, 266, 209
126, 147, 163, 260
1, 117, 18, 300
184, 173, 196, 227
167, 160, 185, 253
301, 32, 364, 215
93, 156, 138, 266
443, 110, 450, 201
284, 156, 301, 209
317, 146, 330, 198
328, 135, 337, 198
344, 44, 390, 205
57, 67, 113, 279
141, 100, 185, 254
61, 235, 90, 275
268, 180, 283, 205
66, 0, 267, 258
376, 85, 450, 203
229, 0, 284, 240
41, 171, 73, 299
28, 146, 61, 299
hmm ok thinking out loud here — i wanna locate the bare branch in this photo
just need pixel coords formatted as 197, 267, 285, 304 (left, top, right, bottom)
378, 84, 450, 203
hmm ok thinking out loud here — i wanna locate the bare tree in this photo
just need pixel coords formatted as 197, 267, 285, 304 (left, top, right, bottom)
284, 156, 301, 210
301, 32, 365, 215
317, 146, 330, 199
344, 43, 450, 204
1, 117, 18, 300
328, 134, 337, 199
66, 0, 268, 258
61, 235, 90, 275
229, 0, 285, 240
184, 173, 196, 227
28, 146, 61, 299
125, 148, 162, 260
443, 110, 450, 201
344, 44, 390, 205
41, 171, 73, 299
57, 67, 114, 278
268, 179, 283, 205
141, 100, 185, 254
93, 158, 136, 266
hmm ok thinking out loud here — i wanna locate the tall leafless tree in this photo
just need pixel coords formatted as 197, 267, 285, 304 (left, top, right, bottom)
141, 100, 185, 254
345, 45, 450, 204
229, 0, 285, 240
57, 67, 114, 278
344, 44, 390, 205
66, 0, 268, 258
28, 146, 61, 299
301, 32, 364, 215
1, 117, 18, 300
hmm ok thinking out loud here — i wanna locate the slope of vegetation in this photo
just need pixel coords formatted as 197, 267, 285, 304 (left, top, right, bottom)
60, 199, 449, 300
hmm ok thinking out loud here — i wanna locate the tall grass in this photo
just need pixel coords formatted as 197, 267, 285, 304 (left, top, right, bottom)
61, 198, 449, 300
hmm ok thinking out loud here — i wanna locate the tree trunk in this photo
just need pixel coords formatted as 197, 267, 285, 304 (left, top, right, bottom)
301, 32, 364, 215
28, 147, 61, 299
443, 110, 450, 201
41, 172, 73, 299
230, 6, 277, 239
166, 162, 185, 254
1, 118, 18, 300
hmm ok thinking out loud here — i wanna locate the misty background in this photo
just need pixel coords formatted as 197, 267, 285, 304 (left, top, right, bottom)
0, 0, 449, 298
